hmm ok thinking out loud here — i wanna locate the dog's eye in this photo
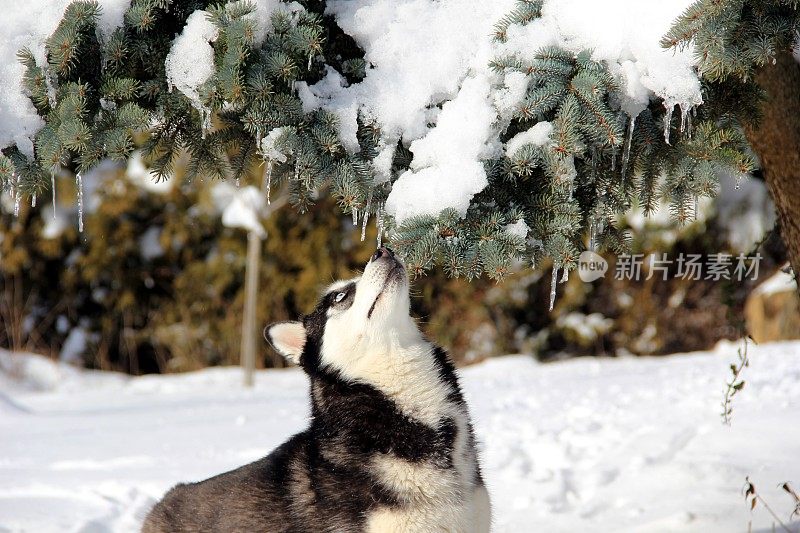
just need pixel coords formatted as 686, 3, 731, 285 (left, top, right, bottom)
327, 283, 355, 311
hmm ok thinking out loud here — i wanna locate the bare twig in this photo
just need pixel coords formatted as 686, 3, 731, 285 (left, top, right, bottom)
744, 477, 795, 533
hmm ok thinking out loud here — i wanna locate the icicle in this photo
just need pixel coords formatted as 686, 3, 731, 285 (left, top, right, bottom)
360, 188, 373, 242
255, 128, 263, 152
31, 193, 37, 208
599, 218, 607, 246
560, 267, 569, 283
679, 103, 694, 138
352, 207, 359, 226
76, 172, 84, 233
51, 170, 57, 220
13, 174, 21, 217
262, 159, 273, 205
621, 115, 636, 181
376, 204, 384, 248
679, 103, 687, 133
693, 195, 698, 222
611, 149, 616, 172
685, 109, 693, 138
307, 53, 313, 71
200, 109, 211, 139
360, 210, 370, 241
663, 102, 674, 144
589, 219, 596, 251
549, 267, 558, 312
235, 177, 240, 188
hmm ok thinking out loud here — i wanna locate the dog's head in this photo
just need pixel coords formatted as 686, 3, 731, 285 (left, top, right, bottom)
265, 247, 418, 375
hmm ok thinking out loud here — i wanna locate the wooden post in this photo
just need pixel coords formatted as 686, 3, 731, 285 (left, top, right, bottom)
240, 189, 285, 387
241, 230, 261, 387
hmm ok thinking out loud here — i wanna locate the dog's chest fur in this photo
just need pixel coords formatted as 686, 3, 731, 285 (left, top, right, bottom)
310, 344, 488, 532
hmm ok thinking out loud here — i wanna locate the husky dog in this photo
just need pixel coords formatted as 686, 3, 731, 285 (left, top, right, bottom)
142, 247, 491, 533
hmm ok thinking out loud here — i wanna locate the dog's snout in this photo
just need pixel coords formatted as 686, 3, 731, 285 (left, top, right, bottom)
371, 246, 394, 262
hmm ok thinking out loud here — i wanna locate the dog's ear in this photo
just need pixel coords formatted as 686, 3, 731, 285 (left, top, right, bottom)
264, 322, 306, 364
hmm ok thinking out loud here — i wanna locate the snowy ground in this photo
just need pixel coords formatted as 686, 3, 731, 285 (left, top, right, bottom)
1, 341, 799, 533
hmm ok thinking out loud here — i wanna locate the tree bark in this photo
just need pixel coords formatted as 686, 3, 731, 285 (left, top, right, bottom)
742, 51, 800, 294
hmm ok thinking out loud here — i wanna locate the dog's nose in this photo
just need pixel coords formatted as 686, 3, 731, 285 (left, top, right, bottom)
371, 246, 394, 262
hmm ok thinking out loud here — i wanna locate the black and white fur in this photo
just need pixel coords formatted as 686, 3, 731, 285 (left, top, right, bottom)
142, 247, 491, 532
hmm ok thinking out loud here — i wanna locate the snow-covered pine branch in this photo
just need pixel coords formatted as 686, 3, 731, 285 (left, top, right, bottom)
3, 0, 795, 288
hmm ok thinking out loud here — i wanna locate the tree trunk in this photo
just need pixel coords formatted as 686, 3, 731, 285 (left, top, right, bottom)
742, 51, 800, 294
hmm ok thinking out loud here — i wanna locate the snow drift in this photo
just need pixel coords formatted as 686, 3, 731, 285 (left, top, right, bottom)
2, 341, 800, 532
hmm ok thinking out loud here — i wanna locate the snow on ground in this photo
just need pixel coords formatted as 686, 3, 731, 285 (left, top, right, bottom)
1, 341, 800, 532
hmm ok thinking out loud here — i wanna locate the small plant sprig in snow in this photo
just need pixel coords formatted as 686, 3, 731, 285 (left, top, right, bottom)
722, 336, 752, 425
783, 482, 800, 521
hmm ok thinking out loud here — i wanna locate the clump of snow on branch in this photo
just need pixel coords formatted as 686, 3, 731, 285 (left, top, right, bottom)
323, 0, 514, 147
506, 121, 553, 157
126, 152, 174, 194
164, 10, 219, 133
211, 182, 266, 238
296, 66, 356, 150
0, 0, 131, 154
95, 0, 131, 39
505, 218, 530, 238
235, 0, 284, 44
0, 0, 70, 155
385, 76, 499, 222
138, 226, 165, 261
753, 265, 797, 297
259, 127, 291, 163
530, 0, 702, 116
556, 312, 614, 344
41, 203, 68, 239
493, 70, 530, 120
371, 143, 396, 183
